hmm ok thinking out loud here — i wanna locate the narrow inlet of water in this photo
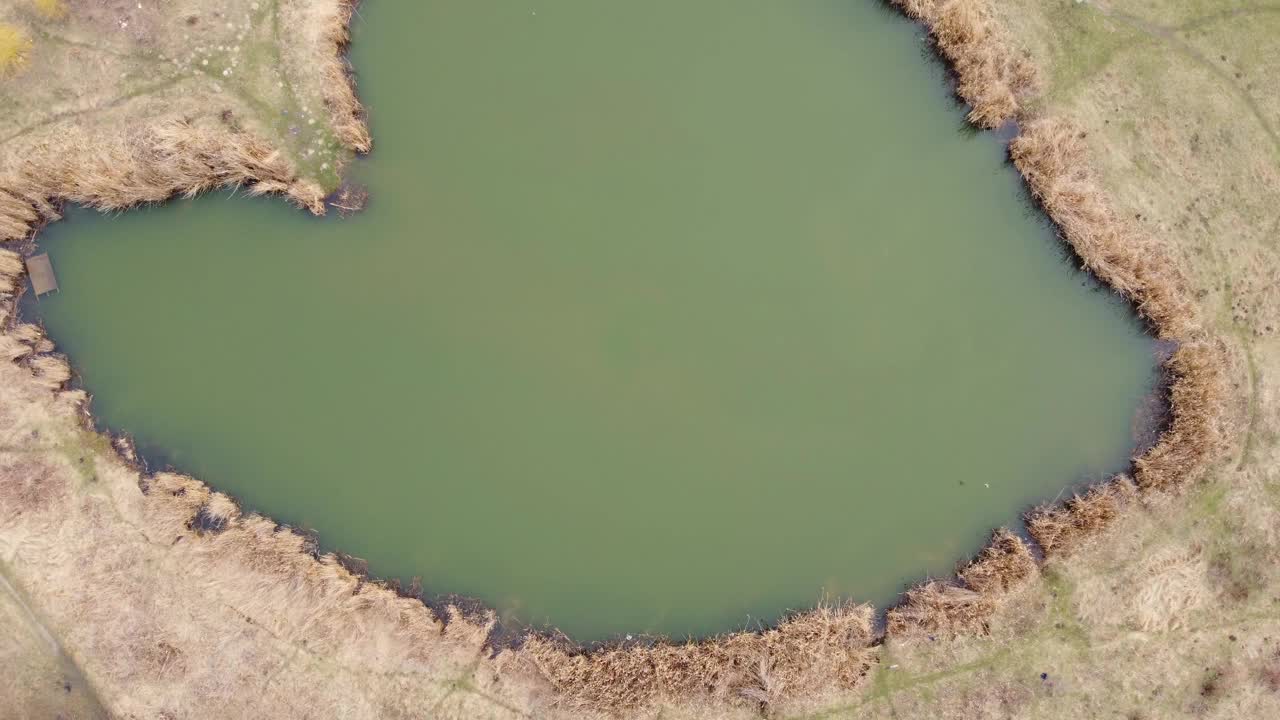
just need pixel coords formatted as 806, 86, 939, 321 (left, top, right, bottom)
23, 0, 1156, 640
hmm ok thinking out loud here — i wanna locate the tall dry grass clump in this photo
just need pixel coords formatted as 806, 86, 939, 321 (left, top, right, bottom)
891, 0, 1036, 128
1133, 341, 1225, 490
1027, 476, 1139, 557
321, 0, 372, 153
27, 353, 71, 389
137, 471, 452, 660
1010, 119, 1198, 338
9, 323, 45, 346
0, 247, 25, 293
958, 528, 1037, 594
0, 120, 326, 242
0, 185, 53, 241
887, 529, 1035, 638
513, 603, 873, 713
886, 582, 993, 637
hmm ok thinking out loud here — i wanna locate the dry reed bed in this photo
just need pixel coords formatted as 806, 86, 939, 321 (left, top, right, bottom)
0, 0, 1230, 715
1027, 476, 1139, 557
0, 1, 373, 243
510, 604, 875, 713
891, 0, 1037, 128
886, 529, 1037, 637
323, 0, 373, 154
0, 122, 325, 244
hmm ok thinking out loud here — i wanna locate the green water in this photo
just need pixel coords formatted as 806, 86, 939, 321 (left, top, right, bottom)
26, 1, 1155, 640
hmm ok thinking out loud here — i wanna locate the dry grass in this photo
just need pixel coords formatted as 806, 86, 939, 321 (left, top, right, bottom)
1259, 652, 1280, 694
0, 248, 22, 276
957, 529, 1037, 595
322, 0, 373, 153
1116, 546, 1210, 633
26, 353, 70, 390
0, 248, 24, 295
887, 529, 1036, 638
0, 187, 47, 241
886, 583, 995, 638
1027, 476, 1138, 557
891, 0, 1036, 128
0, 120, 324, 243
514, 603, 874, 714
1133, 341, 1226, 490
8, 323, 43, 346
0, 456, 68, 515
1010, 119, 1200, 338
0, 23, 30, 76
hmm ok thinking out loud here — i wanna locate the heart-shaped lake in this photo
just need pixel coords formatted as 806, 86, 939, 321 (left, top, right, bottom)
25, 0, 1155, 640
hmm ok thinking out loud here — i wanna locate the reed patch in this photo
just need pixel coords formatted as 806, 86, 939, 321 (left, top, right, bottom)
892, 0, 1037, 128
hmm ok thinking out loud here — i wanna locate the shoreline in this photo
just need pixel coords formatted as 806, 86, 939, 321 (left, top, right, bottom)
0, 0, 1229, 715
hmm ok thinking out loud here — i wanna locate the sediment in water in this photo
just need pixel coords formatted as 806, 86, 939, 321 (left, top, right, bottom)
0, 0, 1229, 715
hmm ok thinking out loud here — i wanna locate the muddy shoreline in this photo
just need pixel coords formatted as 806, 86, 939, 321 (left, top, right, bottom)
0, 0, 1226, 714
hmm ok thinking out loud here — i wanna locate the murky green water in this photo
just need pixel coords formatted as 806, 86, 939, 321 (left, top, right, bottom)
26, 1, 1155, 639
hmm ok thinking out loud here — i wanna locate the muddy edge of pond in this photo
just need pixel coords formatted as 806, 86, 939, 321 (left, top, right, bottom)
0, 0, 1229, 715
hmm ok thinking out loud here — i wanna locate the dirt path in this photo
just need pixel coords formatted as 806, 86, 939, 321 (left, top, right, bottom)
0, 559, 107, 718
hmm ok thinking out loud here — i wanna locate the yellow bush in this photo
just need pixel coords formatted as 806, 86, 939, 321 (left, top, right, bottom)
0, 24, 32, 75
32, 0, 67, 21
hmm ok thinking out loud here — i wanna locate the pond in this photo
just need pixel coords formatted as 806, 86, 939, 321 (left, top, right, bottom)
25, 0, 1156, 640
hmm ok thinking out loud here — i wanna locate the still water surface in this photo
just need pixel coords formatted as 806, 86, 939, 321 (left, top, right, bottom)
27, 1, 1155, 639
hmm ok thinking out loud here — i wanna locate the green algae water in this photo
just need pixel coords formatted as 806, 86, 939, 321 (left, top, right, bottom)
26, 1, 1156, 639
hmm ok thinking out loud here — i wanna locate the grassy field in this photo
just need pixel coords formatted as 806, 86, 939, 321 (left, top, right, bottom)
0, 0, 1276, 718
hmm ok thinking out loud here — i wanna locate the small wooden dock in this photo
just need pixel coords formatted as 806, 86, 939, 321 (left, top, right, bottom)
26, 253, 58, 296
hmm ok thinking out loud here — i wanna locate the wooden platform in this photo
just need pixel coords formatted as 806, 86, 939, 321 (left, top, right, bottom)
26, 253, 58, 296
